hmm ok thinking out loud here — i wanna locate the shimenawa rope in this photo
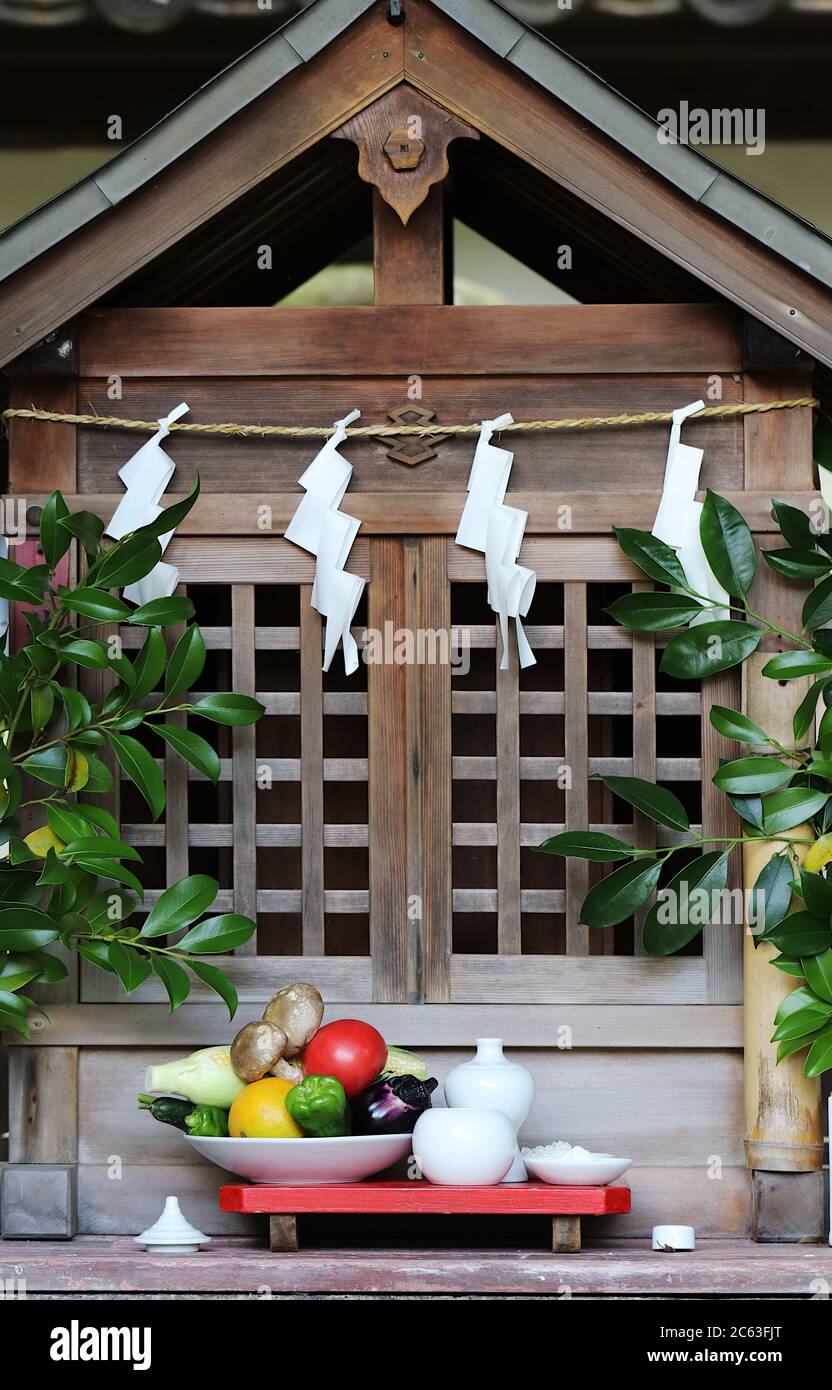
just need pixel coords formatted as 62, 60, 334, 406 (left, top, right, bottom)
0, 397, 818, 440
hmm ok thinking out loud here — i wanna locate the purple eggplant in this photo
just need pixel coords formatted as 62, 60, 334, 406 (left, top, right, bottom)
351, 1074, 438, 1135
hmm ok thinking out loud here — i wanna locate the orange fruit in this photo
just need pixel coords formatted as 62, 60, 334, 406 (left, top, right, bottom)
228, 1077, 303, 1138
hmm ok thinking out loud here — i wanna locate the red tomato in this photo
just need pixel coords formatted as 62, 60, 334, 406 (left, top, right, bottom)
302, 1020, 387, 1099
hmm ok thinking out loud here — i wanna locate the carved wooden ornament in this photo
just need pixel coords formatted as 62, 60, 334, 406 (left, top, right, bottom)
373, 406, 449, 466
333, 85, 478, 225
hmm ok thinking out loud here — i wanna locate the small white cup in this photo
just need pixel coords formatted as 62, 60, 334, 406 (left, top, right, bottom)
652, 1224, 695, 1252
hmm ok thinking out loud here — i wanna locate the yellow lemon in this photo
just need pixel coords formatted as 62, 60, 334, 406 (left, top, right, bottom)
803, 833, 832, 874
23, 825, 66, 859
228, 1077, 302, 1139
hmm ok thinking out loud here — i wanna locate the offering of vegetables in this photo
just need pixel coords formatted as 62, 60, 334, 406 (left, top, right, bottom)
285, 1074, 351, 1137
144, 1045, 246, 1109
302, 1019, 387, 1099
138, 1093, 229, 1137
351, 1074, 438, 1135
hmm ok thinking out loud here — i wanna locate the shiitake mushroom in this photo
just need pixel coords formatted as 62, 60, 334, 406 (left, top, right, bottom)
230, 1020, 288, 1083
262, 982, 324, 1058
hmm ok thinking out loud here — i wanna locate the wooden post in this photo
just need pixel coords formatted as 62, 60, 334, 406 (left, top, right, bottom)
268, 1214, 298, 1252
742, 356, 824, 1238
552, 1216, 581, 1253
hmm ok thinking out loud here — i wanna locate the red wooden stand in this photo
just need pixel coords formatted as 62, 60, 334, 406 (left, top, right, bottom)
220, 1181, 631, 1253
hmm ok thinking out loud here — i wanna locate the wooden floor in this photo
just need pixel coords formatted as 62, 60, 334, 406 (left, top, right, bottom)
2, 1237, 831, 1295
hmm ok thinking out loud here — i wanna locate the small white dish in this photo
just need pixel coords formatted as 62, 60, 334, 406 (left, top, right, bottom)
185, 1132, 412, 1185
523, 1152, 632, 1186
412, 1108, 515, 1186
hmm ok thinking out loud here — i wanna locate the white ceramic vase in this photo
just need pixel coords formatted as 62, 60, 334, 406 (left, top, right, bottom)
412, 1108, 515, 1186
443, 1038, 535, 1182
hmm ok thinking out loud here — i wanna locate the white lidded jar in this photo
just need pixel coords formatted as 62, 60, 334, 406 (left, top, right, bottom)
443, 1038, 535, 1182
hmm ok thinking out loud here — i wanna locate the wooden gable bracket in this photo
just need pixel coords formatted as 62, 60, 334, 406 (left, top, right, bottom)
332, 83, 478, 226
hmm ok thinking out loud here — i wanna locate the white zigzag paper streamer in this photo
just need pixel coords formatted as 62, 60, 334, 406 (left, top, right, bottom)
284, 409, 365, 676
105, 401, 190, 606
652, 399, 729, 625
455, 412, 536, 669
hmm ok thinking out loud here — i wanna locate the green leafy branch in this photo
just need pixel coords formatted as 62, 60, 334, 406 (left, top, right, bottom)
538, 487, 832, 1079
0, 476, 264, 1037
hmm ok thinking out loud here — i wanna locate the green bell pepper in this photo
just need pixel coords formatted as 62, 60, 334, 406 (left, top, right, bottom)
285, 1074, 351, 1137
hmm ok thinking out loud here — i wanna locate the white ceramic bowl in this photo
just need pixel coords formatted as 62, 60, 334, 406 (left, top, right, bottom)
412, 1108, 515, 1185
185, 1132, 413, 1184
522, 1152, 632, 1186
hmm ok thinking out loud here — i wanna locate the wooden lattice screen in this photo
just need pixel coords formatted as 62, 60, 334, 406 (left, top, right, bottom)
76, 531, 741, 1009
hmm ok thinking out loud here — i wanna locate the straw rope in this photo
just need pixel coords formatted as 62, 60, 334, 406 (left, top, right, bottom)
1, 397, 819, 440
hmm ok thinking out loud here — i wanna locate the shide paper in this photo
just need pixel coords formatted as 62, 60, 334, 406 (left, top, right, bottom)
455, 413, 536, 669
652, 399, 729, 624
285, 409, 365, 675
106, 401, 190, 606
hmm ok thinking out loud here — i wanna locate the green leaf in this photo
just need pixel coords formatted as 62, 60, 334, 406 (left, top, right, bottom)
57, 685, 92, 733
27, 947, 68, 983
766, 911, 832, 958
763, 787, 830, 835
70, 858, 145, 896
604, 591, 703, 632
30, 683, 54, 736
40, 490, 71, 570
577, 858, 663, 930
128, 596, 195, 627
59, 638, 111, 670
747, 853, 794, 937
771, 999, 832, 1042
762, 649, 832, 680
802, 948, 832, 1003
0, 904, 62, 950
709, 705, 768, 745
764, 548, 832, 581
108, 940, 152, 996
187, 959, 238, 1019
661, 621, 760, 679
152, 956, 191, 1011
64, 746, 89, 793
612, 527, 688, 587
64, 588, 130, 622
803, 1025, 832, 1077
21, 746, 68, 789
774, 983, 828, 1025
534, 830, 635, 862
177, 913, 257, 954
140, 874, 219, 939
793, 679, 828, 741
149, 723, 220, 781
165, 625, 206, 699
76, 940, 116, 973
0, 989, 30, 1039
772, 498, 815, 550
81, 753, 113, 794
712, 756, 793, 795
0, 954, 41, 992
771, 956, 805, 979
641, 851, 729, 955
797, 867, 832, 917
58, 510, 105, 560
191, 693, 264, 727
60, 835, 142, 863
72, 804, 120, 838
97, 535, 162, 590
109, 732, 166, 821
595, 775, 690, 832
131, 473, 200, 543
84, 889, 137, 933
700, 489, 756, 597
802, 576, 832, 632
131, 628, 167, 704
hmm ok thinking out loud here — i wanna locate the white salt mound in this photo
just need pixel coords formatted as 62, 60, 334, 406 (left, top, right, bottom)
521, 1141, 601, 1161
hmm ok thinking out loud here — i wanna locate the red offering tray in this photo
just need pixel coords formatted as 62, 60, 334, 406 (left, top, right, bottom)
220, 1180, 631, 1252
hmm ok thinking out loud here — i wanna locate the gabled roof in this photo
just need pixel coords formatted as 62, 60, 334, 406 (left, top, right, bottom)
2, 0, 832, 368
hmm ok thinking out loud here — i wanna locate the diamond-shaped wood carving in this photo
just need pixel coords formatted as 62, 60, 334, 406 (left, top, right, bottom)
333, 84, 478, 226
373, 406, 449, 466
